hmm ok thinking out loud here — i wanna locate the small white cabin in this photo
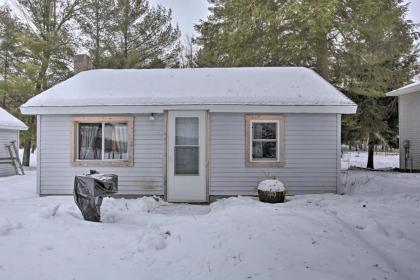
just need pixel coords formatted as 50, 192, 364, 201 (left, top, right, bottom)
387, 82, 420, 171
0, 107, 28, 176
21, 67, 357, 201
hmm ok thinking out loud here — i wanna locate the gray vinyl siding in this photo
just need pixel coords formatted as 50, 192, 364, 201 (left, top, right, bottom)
399, 92, 420, 170
209, 113, 339, 195
38, 112, 341, 196
38, 114, 164, 195
0, 129, 19, 176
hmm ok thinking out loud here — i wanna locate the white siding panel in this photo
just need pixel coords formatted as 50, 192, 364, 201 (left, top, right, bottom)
39, 114, 164, 195
0, 129, 19, 176
399, 93, 420, 170
209, 113, 339, 195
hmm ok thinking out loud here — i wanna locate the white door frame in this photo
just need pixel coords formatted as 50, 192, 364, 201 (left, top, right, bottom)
165, 111, 208, 203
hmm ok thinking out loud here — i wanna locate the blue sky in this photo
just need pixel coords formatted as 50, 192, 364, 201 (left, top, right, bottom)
406, 0, 420, 24
150, 0, 209, 36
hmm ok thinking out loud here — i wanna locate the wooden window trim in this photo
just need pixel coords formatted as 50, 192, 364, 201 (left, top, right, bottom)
245, 114, 285, 168
71, 116, 134, 167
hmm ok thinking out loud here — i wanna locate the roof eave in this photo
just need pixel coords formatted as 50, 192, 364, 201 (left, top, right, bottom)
21, 104, 357, 115
0, 125, 28, 131
386, 84, 420, 96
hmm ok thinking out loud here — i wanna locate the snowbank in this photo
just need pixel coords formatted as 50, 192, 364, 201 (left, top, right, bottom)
343, 170, 420, 196
342, 151, 399, 170
0, 171, 419, 279
18, 149, 37, 167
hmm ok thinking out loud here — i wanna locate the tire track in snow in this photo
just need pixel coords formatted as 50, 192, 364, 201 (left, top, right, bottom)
288, 207, 407, 280
321, 208, 410, 280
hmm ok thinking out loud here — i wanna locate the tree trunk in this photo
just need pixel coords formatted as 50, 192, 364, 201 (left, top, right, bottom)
94, 5, 101, 68
22, 137, 32, 167
23, 56, 48, 166
22, 114, 36, 166
315, 31, 329, 80
316, 51, 329, 79
22, 116, 35, 166
2, 51, 8, 107
367, 139, 375, 169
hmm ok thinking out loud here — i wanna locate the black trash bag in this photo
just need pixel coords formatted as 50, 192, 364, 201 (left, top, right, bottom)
74, 170, 118, 222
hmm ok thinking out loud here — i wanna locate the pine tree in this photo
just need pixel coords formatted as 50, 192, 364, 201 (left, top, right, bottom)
180, 35, 196, 68
16, 0, 80, 166
0, 6, 38, 159
0, 6, 22, 109
79, 0, 182, 69
77, 0, 115, 68
336, 0, 419, 168
195, 0, 419, 168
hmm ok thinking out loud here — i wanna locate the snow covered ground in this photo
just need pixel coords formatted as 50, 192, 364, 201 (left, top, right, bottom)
0, 171, 420, 279
18, 149, 37, 167
342, 151, 399, 170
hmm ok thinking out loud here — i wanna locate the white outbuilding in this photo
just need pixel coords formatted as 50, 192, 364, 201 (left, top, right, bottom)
387, 81, 420, 171
0, 107, 28, 176
21, 67, 357, 201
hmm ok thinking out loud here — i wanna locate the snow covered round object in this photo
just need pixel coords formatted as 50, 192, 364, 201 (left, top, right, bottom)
257, 180, 286, 203
257, 180, 285, 192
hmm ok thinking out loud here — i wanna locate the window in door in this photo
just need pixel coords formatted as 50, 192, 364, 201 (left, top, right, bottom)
175, 117, 199, 175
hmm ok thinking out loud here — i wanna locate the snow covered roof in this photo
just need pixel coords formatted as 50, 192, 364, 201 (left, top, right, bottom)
386, 81, 420, 97
0, 107, 28, 131
21, 67, 357, 114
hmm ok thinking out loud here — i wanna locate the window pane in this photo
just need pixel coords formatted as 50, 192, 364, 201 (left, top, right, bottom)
176, 117, 199, 145
252, 123, 277, 140
175, 147, 199, 175
252, 141, 277, 160
104, 123, 128, 160
79, 123, 102, 160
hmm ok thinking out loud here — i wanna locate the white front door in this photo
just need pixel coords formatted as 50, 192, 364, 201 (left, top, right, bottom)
167, 111, 207, 202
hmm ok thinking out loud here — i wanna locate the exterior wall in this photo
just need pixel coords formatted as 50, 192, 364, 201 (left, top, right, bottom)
209, 113, 340, 195
399, 93, 420, 170
0, 129, 19, 176
38, 112, 341, 196
38, 114, 164, 195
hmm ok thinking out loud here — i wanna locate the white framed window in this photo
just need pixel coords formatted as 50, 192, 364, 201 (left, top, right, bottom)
71, 116, 134, 167
250, 120, 280, 162
245, 115, 285, 167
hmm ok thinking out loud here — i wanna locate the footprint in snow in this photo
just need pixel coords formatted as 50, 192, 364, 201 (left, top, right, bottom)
137, 224, 171, 252
40, 245, 54, 251
387, 228, 404, 239
39, 204, 61, 218
0, 217, 23, 236
101, 213, 118, 223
